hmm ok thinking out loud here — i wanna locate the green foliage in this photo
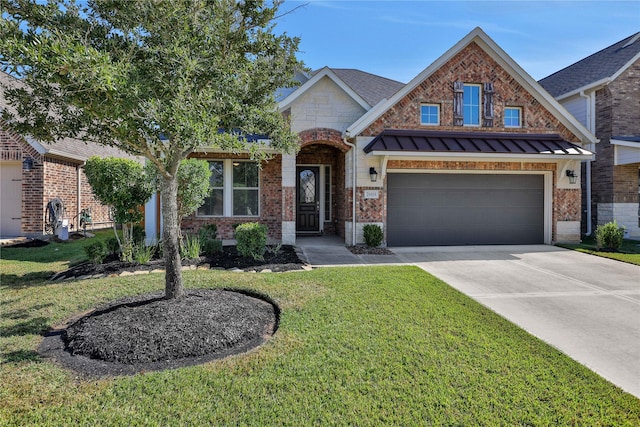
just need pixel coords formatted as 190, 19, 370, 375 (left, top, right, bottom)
132, 224, 145, 244
181, 234, 201, 260
148, 159, 211, 219
198, 223, 218, 240
1, 0, 302, 299
236, 222, 268, 260
595, 221, 625, 251
84, 241, 107, 264
83, 157, 152, 226
106, 237, 120, 257
198, 224, 222, 257
363, 224, 384, 247
132, 241, 155, 264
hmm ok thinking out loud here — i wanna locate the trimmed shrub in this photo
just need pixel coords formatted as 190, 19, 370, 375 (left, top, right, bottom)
363, 224, 384, 247
595, 221, 625, 251
236, 222, 268, 260
85, 241, 107, 264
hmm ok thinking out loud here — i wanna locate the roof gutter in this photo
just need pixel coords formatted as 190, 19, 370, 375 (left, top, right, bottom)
555, 77, 611, 102
342, 135, 357, 246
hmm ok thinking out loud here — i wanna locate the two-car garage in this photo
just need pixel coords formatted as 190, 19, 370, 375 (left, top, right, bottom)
386, 172, 546, 246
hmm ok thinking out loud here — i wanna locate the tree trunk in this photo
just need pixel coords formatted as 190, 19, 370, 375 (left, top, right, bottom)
161, 173, 184, 299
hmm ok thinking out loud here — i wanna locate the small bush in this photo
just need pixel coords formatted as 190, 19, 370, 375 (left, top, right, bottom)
595, 221, 625, 251
85, 241, 107, 264
106, 237, 120, 256
201, 239, 223, 257
198, 223, 218, 241
236, 222, 268, 260
132, 224, 145, 244
133, 241, 155, 264
363, 224, 384, 247
181, 234, 201, 259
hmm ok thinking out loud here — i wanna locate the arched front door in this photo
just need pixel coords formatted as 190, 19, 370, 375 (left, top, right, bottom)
296, 166, 320, 233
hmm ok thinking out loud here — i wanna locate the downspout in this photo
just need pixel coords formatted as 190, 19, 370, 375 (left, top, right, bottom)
579, 90, 593, 235
343, 136, 357, 245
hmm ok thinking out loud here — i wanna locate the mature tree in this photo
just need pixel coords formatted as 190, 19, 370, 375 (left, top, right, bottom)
84, 156, 153, 258
0, 0, 301, 299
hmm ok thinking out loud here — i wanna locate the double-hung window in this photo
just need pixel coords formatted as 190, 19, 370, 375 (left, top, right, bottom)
463, 84, 481, 126
197, 160, 259, 217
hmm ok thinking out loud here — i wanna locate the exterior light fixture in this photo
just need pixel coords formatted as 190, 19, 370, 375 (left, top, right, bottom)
566, 169, 577, 184
369, 167, 378, 182
22, 157, 34, 171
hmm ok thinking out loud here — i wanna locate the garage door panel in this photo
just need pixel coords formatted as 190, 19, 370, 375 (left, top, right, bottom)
387, 173, 544, 246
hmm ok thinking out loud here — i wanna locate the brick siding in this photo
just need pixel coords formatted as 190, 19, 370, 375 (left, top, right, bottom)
362, 42, 580, 144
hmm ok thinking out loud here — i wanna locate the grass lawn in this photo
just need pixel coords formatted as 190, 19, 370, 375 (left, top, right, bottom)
1, 236, 639, 425
558, 235, 640, 266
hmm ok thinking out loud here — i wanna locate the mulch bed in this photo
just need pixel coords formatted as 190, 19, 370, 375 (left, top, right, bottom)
347, 245, 395, 255
39, 289, 279, 378
51, 245, 305, 281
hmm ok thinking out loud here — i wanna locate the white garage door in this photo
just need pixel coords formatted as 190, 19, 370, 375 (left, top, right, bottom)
387, 173, 545, 246
1, 162, 22, 237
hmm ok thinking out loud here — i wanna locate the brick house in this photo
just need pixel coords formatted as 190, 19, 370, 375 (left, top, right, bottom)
0, 71, 140, 238
155, 27, 597, 246
539, 32, 640, 239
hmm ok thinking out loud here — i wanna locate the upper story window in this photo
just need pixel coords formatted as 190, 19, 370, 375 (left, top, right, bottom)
197, 160, 259, 217
420, 104, 440, 126
463, 84, 481, 126
504, 107, 522, 128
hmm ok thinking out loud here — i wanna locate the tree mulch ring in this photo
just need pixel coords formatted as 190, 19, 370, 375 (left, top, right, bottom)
5, 238, 50, 248
51, 245, 305, 281
38, 288, 279, 378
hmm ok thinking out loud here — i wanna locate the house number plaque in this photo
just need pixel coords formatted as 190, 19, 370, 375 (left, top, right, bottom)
364, 190, 379, 199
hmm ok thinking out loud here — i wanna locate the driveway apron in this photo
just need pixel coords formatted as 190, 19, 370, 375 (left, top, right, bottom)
389, 245, 640, 398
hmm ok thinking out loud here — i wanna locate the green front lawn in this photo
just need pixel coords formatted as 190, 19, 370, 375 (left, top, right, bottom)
1, 238, 639, 425
559, 235, 640, 266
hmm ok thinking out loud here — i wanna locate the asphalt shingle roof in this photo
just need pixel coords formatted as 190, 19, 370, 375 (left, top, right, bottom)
1, 71, 140, 162
539, 32, 640, 98
325, 68, 405, 107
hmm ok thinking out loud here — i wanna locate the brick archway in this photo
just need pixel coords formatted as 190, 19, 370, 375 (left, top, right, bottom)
298, 128, 351, 152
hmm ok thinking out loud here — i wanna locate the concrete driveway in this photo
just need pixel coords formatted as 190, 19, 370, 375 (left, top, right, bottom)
298, 240, 640, 398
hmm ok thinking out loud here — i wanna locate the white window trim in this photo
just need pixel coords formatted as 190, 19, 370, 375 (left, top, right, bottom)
196, 159, 260, 218
463, 83, 482, 127
420, 103, 440, 126
504, 106, 523, 128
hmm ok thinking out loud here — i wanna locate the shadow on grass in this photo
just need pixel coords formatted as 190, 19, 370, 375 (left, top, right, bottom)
0, 317, 51, 338
0, 272, 58, 289
1, 349, 42, 363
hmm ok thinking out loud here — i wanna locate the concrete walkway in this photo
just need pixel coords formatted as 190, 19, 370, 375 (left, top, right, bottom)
296, 238, 640, 398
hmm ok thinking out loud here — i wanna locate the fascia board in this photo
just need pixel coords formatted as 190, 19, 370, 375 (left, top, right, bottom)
25, 136, 48, 155
611, 139, 640, 148
277, 67, 370, 112
554, 77, 612, 101
366, 151, 594, 161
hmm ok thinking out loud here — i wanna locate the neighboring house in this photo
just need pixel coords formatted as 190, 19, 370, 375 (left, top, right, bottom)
162, 27, 598, 246
539, 32, 640, 239
0, 71, 139, 238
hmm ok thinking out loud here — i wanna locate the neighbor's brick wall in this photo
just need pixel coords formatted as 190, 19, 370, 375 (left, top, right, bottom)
362, 41, 580, 143
43, 158, 113, 232
592, 60, 640, 214
182, 154, 284, 241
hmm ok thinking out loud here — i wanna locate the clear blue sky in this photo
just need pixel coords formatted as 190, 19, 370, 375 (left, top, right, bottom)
274, 1, 640, 83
